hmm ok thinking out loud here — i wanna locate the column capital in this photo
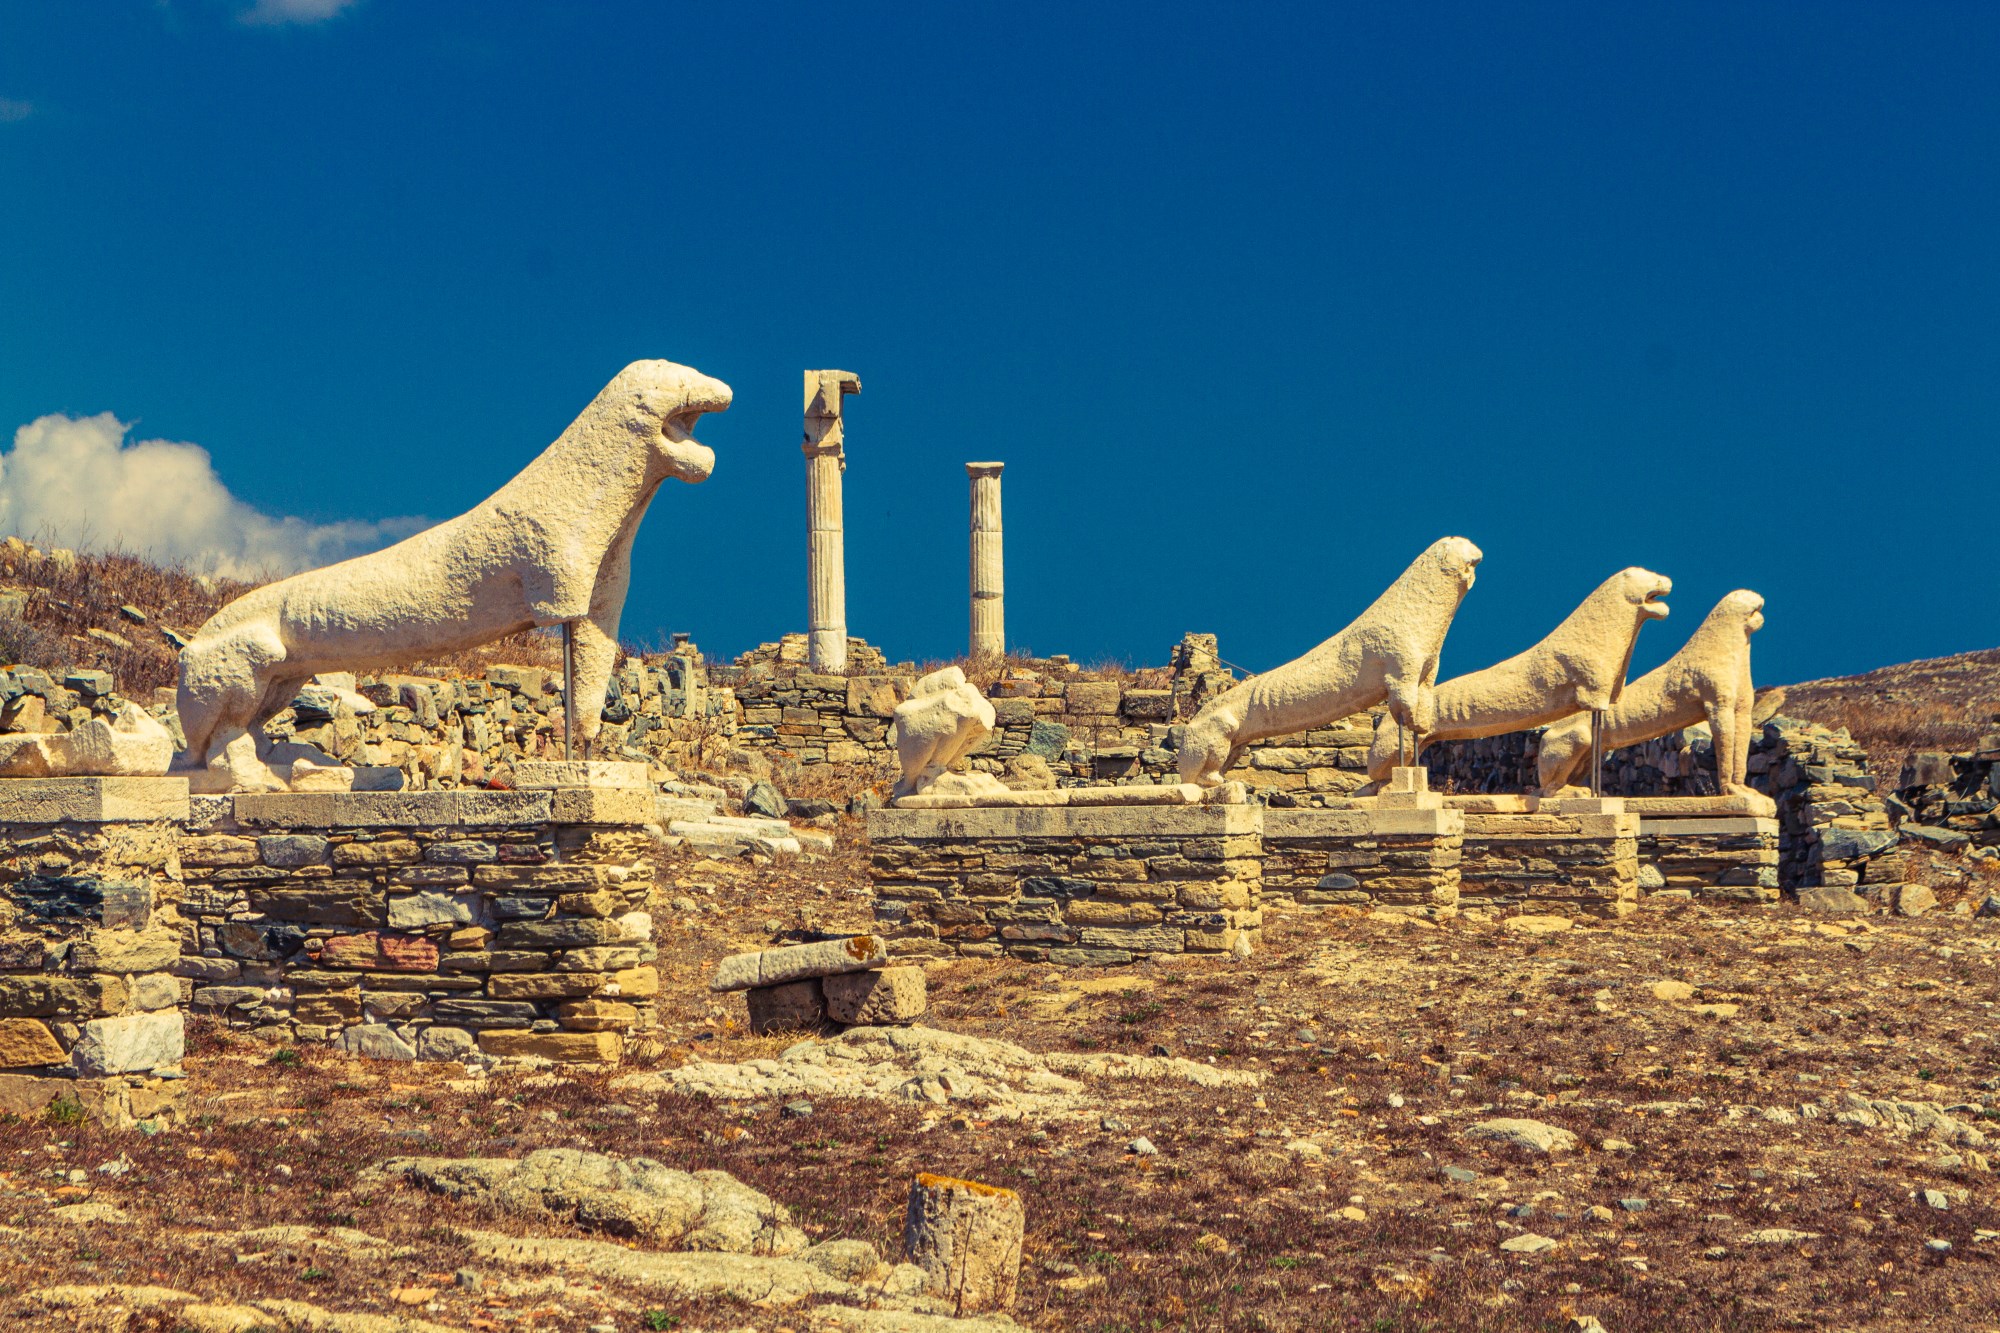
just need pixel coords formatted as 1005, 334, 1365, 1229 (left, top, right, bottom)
965, 461, 1005, 478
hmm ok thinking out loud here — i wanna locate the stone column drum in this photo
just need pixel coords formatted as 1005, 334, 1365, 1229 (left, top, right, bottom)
967, 462, 1005, 660
803, 370, 862, 673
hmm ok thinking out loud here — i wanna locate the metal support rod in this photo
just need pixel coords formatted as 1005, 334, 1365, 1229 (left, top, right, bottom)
1590, 709, 1604, 798
562, 622, 577, 762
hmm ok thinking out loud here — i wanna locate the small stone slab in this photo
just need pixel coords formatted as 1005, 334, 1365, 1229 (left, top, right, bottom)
512, 761, 651, 790
0, 777, 190, 823
711, 936, 890, 992
1624, 794, 1777, 818
824, 967, 927, 1026
1796, 885, 1868, 914
70, 1011, 184, 1077
230, 790, 562, 828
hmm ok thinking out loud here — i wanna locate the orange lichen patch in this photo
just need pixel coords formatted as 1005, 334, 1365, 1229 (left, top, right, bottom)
915, 1172, 1021, 1201
845, 936, 877, 960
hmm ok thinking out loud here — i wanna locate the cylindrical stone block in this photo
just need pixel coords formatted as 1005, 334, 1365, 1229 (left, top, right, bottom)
903, 1173, 1024, 1313
966, 462, 1004, 660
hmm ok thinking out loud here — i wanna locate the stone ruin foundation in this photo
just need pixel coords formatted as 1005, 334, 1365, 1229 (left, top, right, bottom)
867, 794, 1263, 964
863, 772, 1798, 952
0, 765, 660, 1126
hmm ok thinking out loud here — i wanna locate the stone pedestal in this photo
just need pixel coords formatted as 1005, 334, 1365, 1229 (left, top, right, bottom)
180, 788, 659, 1062
967, 462, 1004, 660
1627, 797, 1780, 901
1457, 807, 1640, 917
0, 776, 190, 1128
868, 797, 1261, 964
1262, 805, 1463, 918
804, 370, 861, 673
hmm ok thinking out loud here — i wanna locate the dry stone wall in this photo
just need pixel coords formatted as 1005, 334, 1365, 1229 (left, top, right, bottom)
1894, 736, 2000, 856
3, 654, 737, 793
1260, 808, 1462, 917
1458, 811, 1639, 917
866, 803, 1262, 965
178, 791, 658, 1063
0, 781, 189, 1127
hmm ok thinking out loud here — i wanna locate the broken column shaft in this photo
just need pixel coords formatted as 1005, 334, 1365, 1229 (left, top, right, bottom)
803, 370, 861, 673
967, 462, 1005, 660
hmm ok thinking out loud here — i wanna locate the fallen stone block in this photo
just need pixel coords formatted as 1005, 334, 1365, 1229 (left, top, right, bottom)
712, 935, 890, 992
746, 979, 828, 1034
824, 967, 927, 1026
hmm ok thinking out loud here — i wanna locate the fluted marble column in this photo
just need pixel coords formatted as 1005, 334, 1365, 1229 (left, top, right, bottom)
803, 370, 861, 673
967, 461, 1005, 660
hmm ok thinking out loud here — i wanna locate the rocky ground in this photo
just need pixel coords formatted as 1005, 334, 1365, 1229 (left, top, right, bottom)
6, 833, 2000, 1331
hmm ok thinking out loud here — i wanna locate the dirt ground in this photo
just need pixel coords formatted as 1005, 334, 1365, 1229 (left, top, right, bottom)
6, 833, 2000, 1332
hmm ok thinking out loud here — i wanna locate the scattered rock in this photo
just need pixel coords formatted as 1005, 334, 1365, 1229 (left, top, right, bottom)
1650, 980, 1695, 1002
1465, 1119, 1578, 1154
1499, 1233, 1557, 1254
1797, 884, 1869, 914
1503, 915, 1573, 936
615, 1024, 1260, 1119
742, 779, 787, 819
367, 1150, 808, 1254
1896, 883, 1940, 918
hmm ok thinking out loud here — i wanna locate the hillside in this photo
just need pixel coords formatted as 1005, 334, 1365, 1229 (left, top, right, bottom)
1780, 649, 2000, 783
0, 537, 562, 698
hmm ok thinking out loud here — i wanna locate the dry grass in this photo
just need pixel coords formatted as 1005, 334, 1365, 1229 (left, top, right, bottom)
5, 839, 2000, 1330
0, 542, 641, 696
1782, 649, 2000, 786
0, 546, 253, 694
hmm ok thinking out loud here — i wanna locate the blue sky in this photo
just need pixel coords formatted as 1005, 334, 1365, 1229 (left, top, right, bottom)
2, 2, 1995, 684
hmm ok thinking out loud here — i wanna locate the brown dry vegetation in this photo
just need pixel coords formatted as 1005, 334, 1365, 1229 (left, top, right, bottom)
0, 543, 596, 696
1781, 650, 2000, 786
7, 838, 2000, 1330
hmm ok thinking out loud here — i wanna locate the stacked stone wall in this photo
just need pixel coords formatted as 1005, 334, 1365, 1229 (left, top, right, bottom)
1458, 812, 1639, 917
177, 792, 657, 1063
867, 805, 1261, 965
1635, 819, 1780, 902
0, 784, 188, 1127
1260, 808, 1462, 917
3, 656, 737, 794
1893, 739, 2000, 855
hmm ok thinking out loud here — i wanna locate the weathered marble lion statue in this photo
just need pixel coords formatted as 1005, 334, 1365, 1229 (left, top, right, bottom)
890, 666, 1001, 798
1177, 537, 1483, 787
1536, 589, 1766, 799
1364, 566, 1672, 782
172, 359, 731, 791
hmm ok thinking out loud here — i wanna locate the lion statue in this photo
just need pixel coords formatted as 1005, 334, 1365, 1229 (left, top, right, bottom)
1177, 537, 1483, 787
172, 359, 730, 791
1535, 589, 1765, 799
1364, 566, 1672, 782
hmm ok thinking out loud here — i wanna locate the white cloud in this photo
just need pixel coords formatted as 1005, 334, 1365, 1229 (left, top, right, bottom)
0, 98, 32, 123
239, 0, 361, 27
0, 412, 428, 580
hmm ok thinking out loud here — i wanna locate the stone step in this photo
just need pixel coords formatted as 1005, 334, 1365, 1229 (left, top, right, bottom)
676, 813, 794, 838
656, 796, 724, 823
